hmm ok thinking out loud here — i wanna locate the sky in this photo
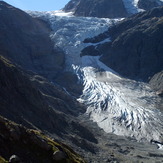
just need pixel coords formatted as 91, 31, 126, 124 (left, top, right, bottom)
3, 0, 70, 11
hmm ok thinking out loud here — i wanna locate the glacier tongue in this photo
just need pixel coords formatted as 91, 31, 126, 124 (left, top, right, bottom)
28, 11, 163, 143
79, 56, 163, 142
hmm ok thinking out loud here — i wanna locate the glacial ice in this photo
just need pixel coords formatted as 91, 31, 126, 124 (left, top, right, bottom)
28, 11, 163, 144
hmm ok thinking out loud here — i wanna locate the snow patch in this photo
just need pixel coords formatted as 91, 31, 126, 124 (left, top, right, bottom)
47, 10, 74, 17
122, 0, 144, 14
85, 38, 111, 46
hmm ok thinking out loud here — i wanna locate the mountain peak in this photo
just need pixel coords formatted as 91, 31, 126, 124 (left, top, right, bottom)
63, 0, 163, 18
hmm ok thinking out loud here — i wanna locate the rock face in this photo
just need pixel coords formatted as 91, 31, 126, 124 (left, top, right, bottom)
82, 6, 163, 81
0, 1, 64, 80
63, 0, 163, 18
64, 0, 128, 18
149, 71, 163, 111
63, 0, 81, 11
138, 0, 163, 10
9, 155, 21, 163
0, 2, 99, 159
149, 71, 163, 96
101, 7, 163, 81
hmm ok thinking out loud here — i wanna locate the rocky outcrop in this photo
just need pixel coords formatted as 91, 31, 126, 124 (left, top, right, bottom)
9, 155, 21, 163
63, 0, 128, 18
101, 7, 163, 81
0, 116, 86, 163
63, 0, 81, 12
82, 6, 163, 81
0, 1, 65, 80
149, 71, 163, 111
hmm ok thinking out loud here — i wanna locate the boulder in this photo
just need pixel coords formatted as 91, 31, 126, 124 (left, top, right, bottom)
53, 150, 67, 161
9, 155, 21, 163
0, 1, 65, 80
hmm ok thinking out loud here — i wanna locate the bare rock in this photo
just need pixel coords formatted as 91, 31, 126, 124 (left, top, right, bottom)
53, 150, 67, 161
9, 155, 21, 163
63, 0, 128, 18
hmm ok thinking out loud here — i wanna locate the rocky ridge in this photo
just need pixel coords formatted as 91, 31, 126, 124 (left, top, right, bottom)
63, 0, 163, 18
64, 0, 128, 18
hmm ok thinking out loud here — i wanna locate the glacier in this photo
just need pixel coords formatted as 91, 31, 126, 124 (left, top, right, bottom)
28, 11, 163, 145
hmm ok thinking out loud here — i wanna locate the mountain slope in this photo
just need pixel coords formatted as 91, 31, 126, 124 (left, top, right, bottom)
0, 1, 163, 162
0, 53, 99, 148
0, 1, 64, 80
82, 6, 163, 81
0, 115, 86, 163
63, 0, 163, 18
0, 55, 68, 133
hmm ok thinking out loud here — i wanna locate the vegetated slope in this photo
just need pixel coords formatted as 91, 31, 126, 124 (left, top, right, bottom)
0, 1, 64, 80
0, 115, 86, 163
63, 0, 163, 18
82, 6, 163, 82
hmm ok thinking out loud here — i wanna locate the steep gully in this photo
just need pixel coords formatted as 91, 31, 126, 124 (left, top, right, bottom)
28, 10, 163, 147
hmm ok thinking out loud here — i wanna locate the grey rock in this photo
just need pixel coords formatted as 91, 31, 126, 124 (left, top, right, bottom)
63, 0, 128, 18
53, 150, 67, 161
9, 155, 21, 163
63, 0, 163, 18
149, 70, 163, 95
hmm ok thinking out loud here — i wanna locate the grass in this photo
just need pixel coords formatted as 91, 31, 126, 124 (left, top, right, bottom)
0, 55, 15, 68
29, 129, 86, 163
0, 156, 8, 163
